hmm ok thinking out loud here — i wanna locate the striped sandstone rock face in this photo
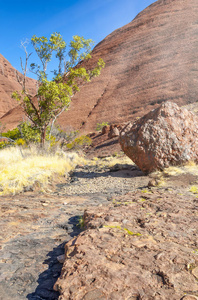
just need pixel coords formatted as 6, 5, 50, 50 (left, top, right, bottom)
0, 54, 36, 118
58, 0, 198, 132
1, 0, 198, 132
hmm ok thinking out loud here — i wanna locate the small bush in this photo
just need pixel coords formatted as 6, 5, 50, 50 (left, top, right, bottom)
1, 123, 82, 150
18, 122, 40, 144
1, 123, 40, 145
18, 122, 68, 148
66, 135, 92, 150
2, 127, 21, 140
15, 138, 26, 146
0, 141, 11, 149
96, 122, 109, 131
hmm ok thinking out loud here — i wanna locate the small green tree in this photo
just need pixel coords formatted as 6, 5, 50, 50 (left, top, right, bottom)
13, 33, 105, 146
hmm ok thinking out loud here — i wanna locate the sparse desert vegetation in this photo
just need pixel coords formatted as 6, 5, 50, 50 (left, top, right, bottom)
150, 161, 198, 190
0, 142, 134, 196
0, 145, 84, 195
85, 153, 133, 169
1, 0, 198, 298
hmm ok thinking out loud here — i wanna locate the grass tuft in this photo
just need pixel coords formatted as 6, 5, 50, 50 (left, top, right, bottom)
86, 155, 134, 169
162, 162, 198, 177
104, 225, 141, 236
151, 161, 198, 187
189, 185, 198, 194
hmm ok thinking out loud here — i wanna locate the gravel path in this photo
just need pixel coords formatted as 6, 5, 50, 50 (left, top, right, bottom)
54, 164, 148, 196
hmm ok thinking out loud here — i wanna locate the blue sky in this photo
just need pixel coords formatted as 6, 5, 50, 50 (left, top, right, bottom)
1, 0, 156, 78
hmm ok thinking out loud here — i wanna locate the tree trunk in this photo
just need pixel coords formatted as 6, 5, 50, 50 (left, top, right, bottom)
40, 128, 46, 148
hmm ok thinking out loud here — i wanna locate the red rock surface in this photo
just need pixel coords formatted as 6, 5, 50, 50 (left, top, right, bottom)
119, 101, 198, 173
1, 0, 198, 133
54, 190, 198, 300
0, 54, 36, 119
46, 0, 198, 132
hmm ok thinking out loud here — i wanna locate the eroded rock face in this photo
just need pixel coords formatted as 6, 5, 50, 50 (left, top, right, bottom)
0, 54, 36, 119
54, 190, 198, 299
58, 0, 198, 132
119, 101, 198, 173
1, 0, 198, 132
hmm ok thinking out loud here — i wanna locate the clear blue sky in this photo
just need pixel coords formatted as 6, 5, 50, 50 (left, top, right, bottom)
1, 0, 156, 78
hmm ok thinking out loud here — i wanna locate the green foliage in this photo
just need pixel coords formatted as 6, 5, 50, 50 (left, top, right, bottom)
12, 32, 105, 147
104, 225, 141, 236
2, 128, 21, 140
0, 141, 10, 149
51, 126, 79, 146
96, 122, 109, 131
0, 121, 61, 148
66, 135, 92, 150
18, 122, 40, 144
189, 185, 198, 194
0, 127, 21, 149
77, 216, 85, 228
46, 133, 57, 148
68, 35, 94, 69
31, 32, 66, 76
18, 121, 59, 147
123, 228, 141, 236
15, 138, 26, 146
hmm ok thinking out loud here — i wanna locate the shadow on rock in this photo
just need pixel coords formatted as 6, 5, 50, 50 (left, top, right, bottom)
27, 216, 82, 300
71, 165, 145, 181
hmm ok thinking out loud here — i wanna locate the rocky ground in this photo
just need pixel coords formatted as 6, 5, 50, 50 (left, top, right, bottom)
55, 190, 198, 300
0, 156, 198, 300
0, 158, 147, 300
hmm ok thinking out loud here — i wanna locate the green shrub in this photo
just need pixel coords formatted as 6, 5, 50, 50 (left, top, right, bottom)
2, 128, 21, 140
66, 135, 92, 150
15, 138, 26, 146
47, 125, 79, 147
46, 134, 57, 148
18, 122, 59, 147
1, 122, 84, 151
60, 130, 79, 145
96, 122, 109, 131
77, 216, 85, 228
1, 123, 40, 146
0, 141, 10, 149
18, 122, 40, 144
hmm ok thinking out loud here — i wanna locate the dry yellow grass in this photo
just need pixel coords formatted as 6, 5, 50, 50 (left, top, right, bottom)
86, 155, 134, 169
162, 161, 198, 177
151, 161, 198, 187
0, 146, 84, 195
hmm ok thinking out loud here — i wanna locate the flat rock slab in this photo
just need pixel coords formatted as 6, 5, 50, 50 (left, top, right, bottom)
0, 193, 109, 300
55, 190, 198, 300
